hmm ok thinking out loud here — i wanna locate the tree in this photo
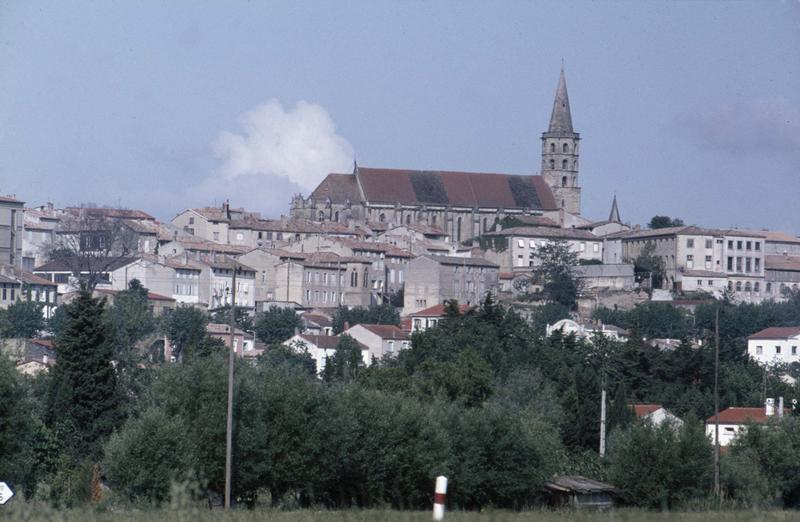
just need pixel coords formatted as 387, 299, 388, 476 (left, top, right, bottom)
332, 303, 400, 334
0, 299, 45, 338
649, 215, 684, 230
531, 239, 582, 309
211, 305, 254, 332
322, 334, 364, 382
47, 206, 140, 289
631, 241, 667, 291
0, 353, 38, 496
105, 279, 156, 405
254, 306, 302, 344
46, 289, 120, 461
103, 407, 192, 504
166, 305, 208, 362
607, 417, 712, 508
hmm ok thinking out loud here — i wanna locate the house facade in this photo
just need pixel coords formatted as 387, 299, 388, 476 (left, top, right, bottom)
747, 327, 800, 365
403, 255, 499, 314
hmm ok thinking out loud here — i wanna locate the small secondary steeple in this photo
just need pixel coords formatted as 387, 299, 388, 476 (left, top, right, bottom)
609, 195, 621, 223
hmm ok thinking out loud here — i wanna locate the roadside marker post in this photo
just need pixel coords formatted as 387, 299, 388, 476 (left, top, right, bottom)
433, 475, 447, 521
0, 482, 14, 505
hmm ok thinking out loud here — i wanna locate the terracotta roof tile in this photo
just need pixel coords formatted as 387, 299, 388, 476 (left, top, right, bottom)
313, 167, 557, 210
706, 407, 770, 424
352, 324, 408, 340
630, 404, 663, 418
747, 327, 800, 340
409, 303, 473, 317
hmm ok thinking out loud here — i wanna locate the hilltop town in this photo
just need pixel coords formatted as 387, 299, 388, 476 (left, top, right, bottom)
2, 70, 799, 510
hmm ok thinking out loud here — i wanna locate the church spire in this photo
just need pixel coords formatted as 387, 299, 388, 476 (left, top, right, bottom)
608, 195, 621, 223
548, 67, 574, 134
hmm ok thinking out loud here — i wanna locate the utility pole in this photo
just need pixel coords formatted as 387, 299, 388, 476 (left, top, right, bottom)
224, 265, 238, 509
599, 387, 607, 457
713, 306, 720, 502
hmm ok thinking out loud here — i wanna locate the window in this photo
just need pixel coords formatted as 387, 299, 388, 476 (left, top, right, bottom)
579, 242, 586, 252
517, 254, 525, 267
728, 240, 734, 249
792, 346, 797, 355
562, 143, 569, 153
745, 282, 751, 292
737, 241, 743, 250
388, 341, 395, 353
735, 281, 742, 291
705, 255, 712, 269
189, 217, 194, 225
236, 232, 244, 241
456, 217, 462, 242
754, 258, 760, 272
406, 214, 411, 225
529, 240, 536, 248
776, 346, 781, 355
736, 257, 742, 272
697, 280, 702, 286
562, 159, 568, 169
213, 231, 219, 241
379, 213, 386, 223
767, 282, 772, 293
708, 280, 713, 286
756, 346, 763, 355
754, 282, 760, 292
518, 239, 525, 248
745, 258, 752, 273
705, 239, 713, 249
746, 241, 752, 250
686, 254, 693, 268
550, 142, 556, 152
755, 242, 761, 251
561, 176, 567, 187
593, 243, 600, 253
549, 159, 555, 169
727, 257, 733, 271
686, 239, 694, 248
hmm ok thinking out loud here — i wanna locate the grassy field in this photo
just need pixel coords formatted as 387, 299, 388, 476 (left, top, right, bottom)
2, 506, 796, 522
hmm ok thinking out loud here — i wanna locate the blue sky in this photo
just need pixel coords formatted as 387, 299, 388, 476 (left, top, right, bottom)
1, 1, 798, 232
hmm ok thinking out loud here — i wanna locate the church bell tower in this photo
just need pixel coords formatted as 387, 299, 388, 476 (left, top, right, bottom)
541, 68, 581, 214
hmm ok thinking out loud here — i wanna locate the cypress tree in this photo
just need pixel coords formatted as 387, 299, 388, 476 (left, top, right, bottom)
48, 288, 120, 460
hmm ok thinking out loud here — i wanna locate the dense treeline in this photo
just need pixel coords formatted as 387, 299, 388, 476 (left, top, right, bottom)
1, 284, 800, 509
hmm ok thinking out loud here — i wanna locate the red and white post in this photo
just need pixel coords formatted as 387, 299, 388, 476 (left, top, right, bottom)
433, 475, 447, 521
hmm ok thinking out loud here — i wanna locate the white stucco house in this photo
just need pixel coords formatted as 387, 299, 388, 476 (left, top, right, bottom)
747, 326, 800, 366
284, 333, 370, 376
342, 324, 410, 362
546, 318, 628, 341
706, 398, 785, 447
631, 403, 683, 427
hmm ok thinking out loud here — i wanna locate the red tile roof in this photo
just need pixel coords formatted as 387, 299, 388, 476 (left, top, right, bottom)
409, 303, 473, 317
631, 404, 663, 418
765, 255, 800, 272
65, 207, 155, 221
309, 173, 360, 203
310, 167, 557, 211
296, 334, 368, 350
355, 167, 557, 210
706, 407, 770, 425
747, 327, 800, 340
94, 288, 176, 302
351, 324, 409, 340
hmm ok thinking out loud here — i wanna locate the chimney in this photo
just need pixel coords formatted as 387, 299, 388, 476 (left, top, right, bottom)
765, 397, 775, 416
778, 397, 784, 417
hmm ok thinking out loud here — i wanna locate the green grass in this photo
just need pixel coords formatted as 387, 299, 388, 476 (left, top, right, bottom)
2, 506, 797, 522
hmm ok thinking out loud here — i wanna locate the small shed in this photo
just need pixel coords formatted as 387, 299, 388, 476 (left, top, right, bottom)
544, 475, 615, 509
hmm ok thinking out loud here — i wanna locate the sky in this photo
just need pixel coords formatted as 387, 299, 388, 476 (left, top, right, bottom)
1, 1, 799, 232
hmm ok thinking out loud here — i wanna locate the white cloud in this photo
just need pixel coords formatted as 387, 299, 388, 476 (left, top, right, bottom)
212, 99, 354, 192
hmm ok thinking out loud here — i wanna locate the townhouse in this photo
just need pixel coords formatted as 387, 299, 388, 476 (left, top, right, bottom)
403, 255, 499, 314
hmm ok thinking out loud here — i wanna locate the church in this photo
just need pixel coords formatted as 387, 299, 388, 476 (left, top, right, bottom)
290, 69, 585, 242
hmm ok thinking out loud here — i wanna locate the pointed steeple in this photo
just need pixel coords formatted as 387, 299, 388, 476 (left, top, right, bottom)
548, 68, 574, 134
608, 195, 621, 223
